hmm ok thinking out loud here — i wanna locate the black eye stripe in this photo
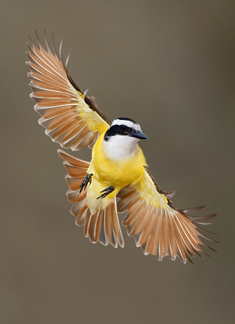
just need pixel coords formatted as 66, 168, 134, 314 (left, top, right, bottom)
121, 125, 133, 132
104, 124, 135, 140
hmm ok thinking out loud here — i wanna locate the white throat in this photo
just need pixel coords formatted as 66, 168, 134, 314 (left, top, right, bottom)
103, 135, 139, 161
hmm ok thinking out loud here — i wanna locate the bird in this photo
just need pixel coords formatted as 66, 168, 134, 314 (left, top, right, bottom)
26, 32, 217, 263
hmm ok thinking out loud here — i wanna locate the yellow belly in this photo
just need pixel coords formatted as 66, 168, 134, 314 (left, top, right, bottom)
86, 134, 147, 211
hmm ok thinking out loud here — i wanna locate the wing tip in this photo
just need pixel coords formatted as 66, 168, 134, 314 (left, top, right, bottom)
26, 30, 71, 72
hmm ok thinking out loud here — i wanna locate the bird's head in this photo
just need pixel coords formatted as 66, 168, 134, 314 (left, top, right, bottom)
103, 118, 147, 160
104, 118, 147, 141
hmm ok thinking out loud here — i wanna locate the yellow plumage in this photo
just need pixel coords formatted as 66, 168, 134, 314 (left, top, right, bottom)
91, 134, 147, 188
86, 133, 147, 212
27, 32, 217, 263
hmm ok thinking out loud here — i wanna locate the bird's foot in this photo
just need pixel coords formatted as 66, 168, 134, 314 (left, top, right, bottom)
97, 186, 115, 199
79, 173, 93, 193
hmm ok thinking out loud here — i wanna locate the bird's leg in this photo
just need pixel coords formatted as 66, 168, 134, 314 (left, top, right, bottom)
79, 173, 93, 193
97, 186, 115, 199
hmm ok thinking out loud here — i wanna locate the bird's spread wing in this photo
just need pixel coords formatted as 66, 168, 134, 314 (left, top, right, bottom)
26, 32, 110, 151
58, 149, 124, 248
117, 168, 217, 263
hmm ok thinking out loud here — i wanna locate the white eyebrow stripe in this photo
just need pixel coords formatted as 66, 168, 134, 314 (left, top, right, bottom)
111, 119, 141, 132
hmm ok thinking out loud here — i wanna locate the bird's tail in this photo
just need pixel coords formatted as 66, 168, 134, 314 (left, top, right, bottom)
58, 149, 124, 248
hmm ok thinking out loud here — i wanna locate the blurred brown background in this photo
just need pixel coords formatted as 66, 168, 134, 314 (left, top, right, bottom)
1, 1, 235, 323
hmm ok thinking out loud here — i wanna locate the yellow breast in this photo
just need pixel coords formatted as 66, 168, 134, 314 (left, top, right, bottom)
89, 134, 147, 191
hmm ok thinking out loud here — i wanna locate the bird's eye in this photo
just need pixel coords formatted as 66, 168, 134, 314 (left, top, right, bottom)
120, 125, 130, 135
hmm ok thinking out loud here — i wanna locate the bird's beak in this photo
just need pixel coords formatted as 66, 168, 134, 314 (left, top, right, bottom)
129, 130, 148, 140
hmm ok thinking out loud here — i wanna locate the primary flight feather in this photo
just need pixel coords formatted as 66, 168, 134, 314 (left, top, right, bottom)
26, 32, 217, 263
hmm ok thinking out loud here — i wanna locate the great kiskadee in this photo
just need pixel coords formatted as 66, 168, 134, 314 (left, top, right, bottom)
26, 33, 217, 263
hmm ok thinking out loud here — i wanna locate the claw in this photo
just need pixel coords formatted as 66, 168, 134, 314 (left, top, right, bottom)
79, 173, 93, 193
97, 186, 115, 199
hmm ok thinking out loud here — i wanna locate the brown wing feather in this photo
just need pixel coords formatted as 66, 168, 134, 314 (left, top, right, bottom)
27, 32, 110, 151
117, 170, 217, 264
